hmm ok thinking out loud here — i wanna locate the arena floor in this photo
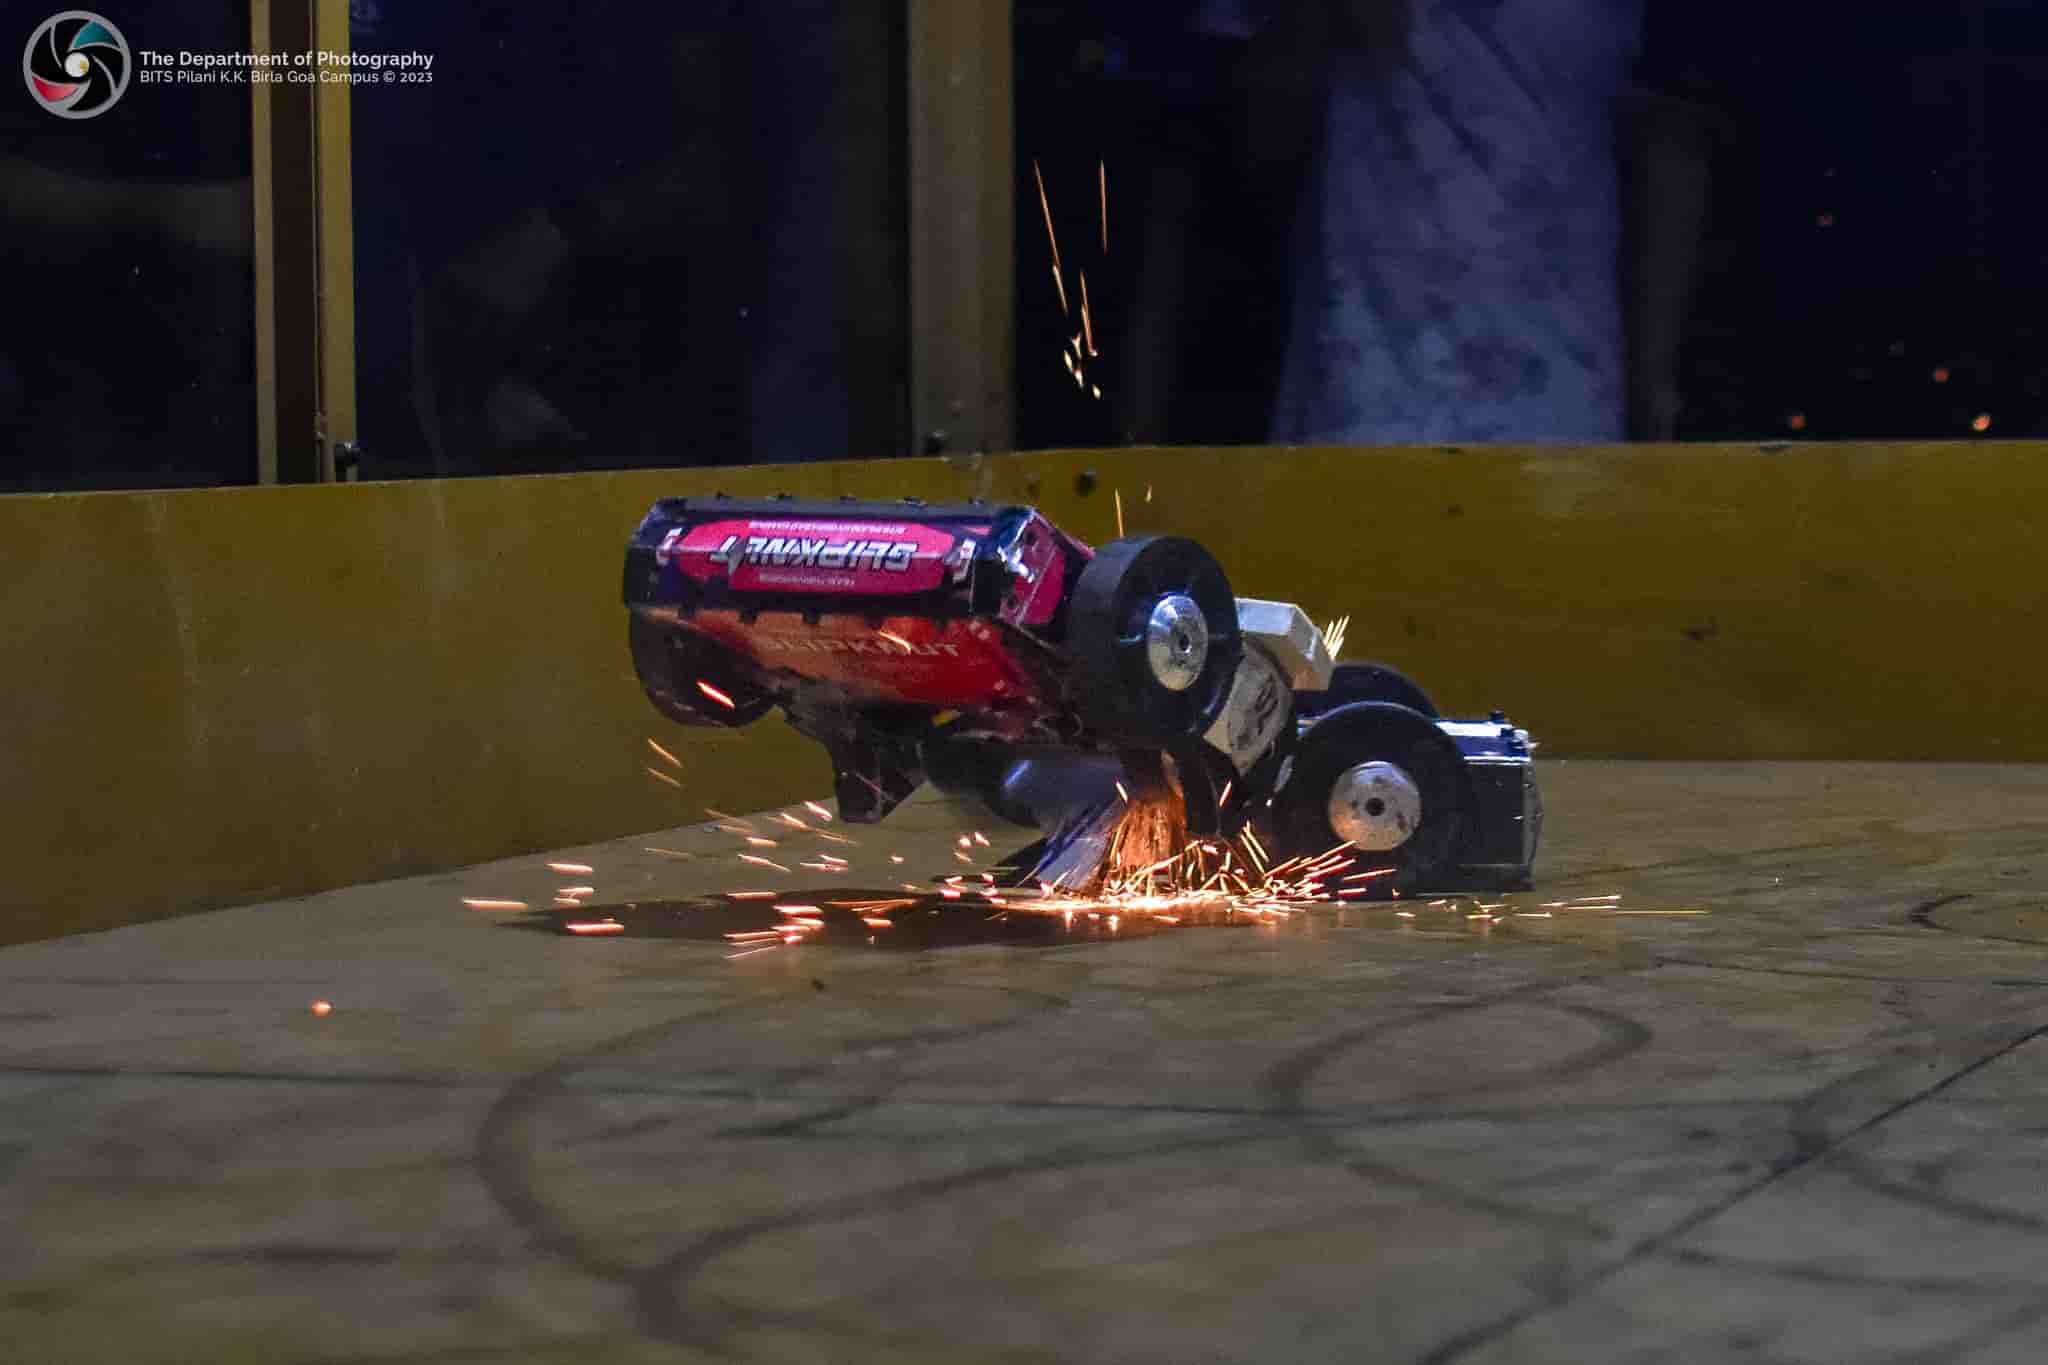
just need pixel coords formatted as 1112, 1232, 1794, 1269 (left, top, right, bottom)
4, 761, 2047, 1364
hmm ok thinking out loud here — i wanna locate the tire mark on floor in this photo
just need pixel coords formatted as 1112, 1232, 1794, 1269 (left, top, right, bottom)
1908, 894, 1975, 933
1799, 1033, 2048, 1238
1259, 983, 1656, 1240
475, 978, 1078, 1313
1652, 955, 2048, 990
626, 1126, 1271, 1356
1416, 1021, 2048, 1365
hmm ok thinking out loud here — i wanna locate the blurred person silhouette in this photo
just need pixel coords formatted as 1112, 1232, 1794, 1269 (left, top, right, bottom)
1269, 0, 1654, 444
1028, 0, 1710, 448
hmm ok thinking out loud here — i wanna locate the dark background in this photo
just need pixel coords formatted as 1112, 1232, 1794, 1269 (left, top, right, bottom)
1015, 0, 2048, 448
4, 1, 2047, 490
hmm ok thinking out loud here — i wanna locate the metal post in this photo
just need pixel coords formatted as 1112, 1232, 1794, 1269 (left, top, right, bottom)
313, 0, 357, 481
250, 0, 281, 483
250, 0, 355, 484
907, 0, 1014, 458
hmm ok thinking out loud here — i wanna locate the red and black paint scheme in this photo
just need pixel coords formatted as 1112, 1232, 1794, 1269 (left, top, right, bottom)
625, 496, 1541, 892
625, 496, 1123, 823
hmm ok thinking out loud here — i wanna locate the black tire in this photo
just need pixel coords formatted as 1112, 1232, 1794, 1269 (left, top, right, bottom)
1298, 660, 1440, 720
1068, 535, 1242, 745
628, 612, 773, 728
1274, 702, 1466, 894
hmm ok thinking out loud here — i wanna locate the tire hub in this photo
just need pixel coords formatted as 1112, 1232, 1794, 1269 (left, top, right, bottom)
1144, 594, 1209, 693
1327, 760, 1423, 851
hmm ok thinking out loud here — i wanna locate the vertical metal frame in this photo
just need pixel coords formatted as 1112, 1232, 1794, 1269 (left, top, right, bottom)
907, 0, 1014, 459
250, 0, 276, 484
312, 0, 357, 481
250, 0, 357, 484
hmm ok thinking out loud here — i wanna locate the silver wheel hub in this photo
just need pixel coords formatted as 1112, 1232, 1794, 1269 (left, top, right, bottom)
1328, 761, 1423, 852
1144, 594, 1209, 692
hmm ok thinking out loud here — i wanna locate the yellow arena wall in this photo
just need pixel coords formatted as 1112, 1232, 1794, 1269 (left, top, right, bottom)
1, 441, 2040, 944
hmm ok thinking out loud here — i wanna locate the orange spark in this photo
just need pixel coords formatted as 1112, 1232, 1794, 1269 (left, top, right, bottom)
646, 767, 684, 789
557, 885, 596, 898
726, 890, 775, 900
1099, 158, 1108, 252
738, 854, 790, 872
645, 737, 683, 769
310, 1000, 332, 1017
547, 861, 594, 875
696, 680, 737, 709
1033, 159, 1068, 315
745, 836, 778, 848
877, 630, 915, 653
804, 800, 834, 821
567, 921, 624, 936
462, 898, 528, 911
1080, 272, 1097, 356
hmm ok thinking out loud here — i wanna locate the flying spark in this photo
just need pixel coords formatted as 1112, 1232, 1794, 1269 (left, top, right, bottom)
646, 767, 684, 789
547, 862, 594, 875
1033, 159, 1068, 316
1321, 615, 1350, 659
462, 898, 528, 911
696, 680, 737, 709
645, 737, 683, 769
1080, 272, 1097, 356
